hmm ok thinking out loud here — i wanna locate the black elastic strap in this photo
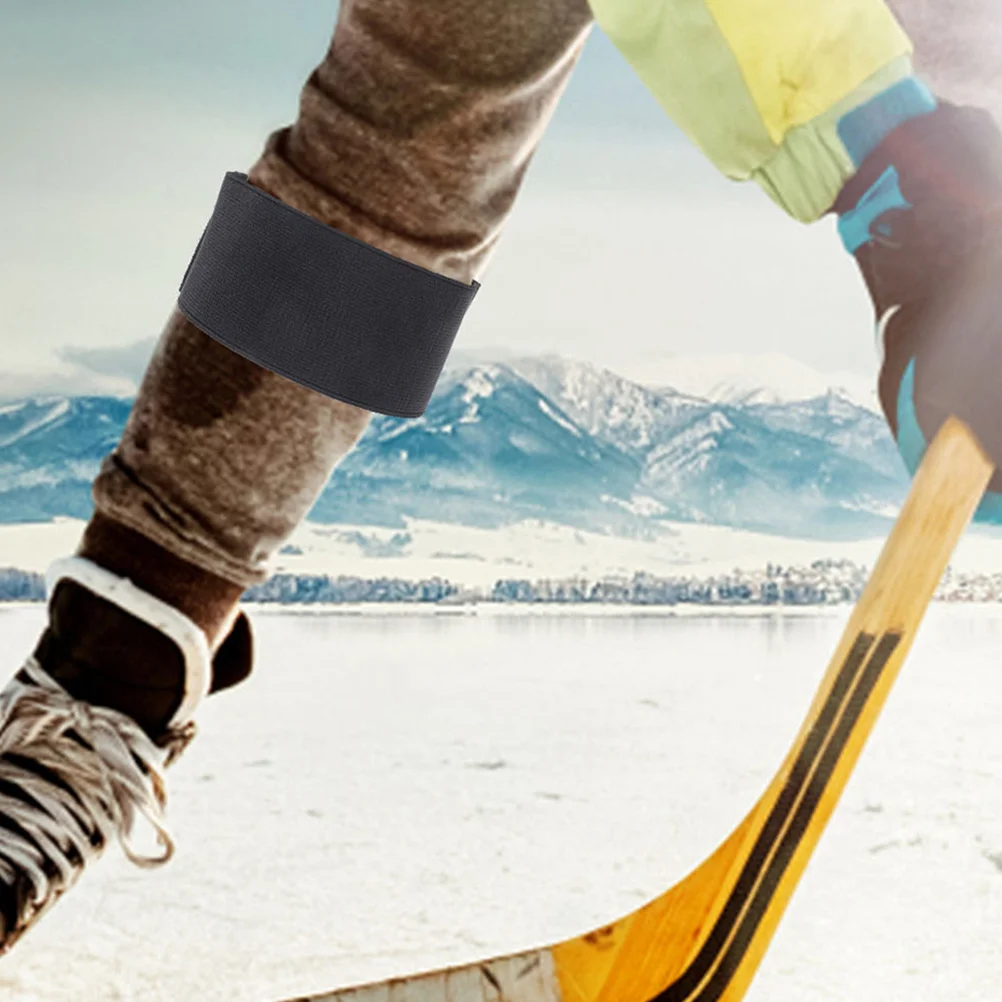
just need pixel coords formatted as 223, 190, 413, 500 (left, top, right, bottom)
178, 172, 480, 418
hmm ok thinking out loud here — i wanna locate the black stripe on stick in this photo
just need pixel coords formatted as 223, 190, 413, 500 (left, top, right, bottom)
648, 631, 901, 1002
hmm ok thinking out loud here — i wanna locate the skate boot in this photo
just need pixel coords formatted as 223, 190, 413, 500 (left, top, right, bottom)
0, 556, 251, 952
836, 100, 1002, 516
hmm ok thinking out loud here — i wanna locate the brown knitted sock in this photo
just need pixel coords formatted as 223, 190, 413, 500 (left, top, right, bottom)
78, 513, 244, 650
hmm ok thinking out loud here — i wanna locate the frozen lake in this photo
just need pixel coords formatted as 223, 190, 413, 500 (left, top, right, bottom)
0, 604, 1001, 1001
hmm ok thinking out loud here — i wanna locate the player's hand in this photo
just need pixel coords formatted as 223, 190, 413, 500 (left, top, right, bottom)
838, 103, 1002, 520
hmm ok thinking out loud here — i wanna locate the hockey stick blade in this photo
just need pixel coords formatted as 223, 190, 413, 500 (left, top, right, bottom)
282, 416, 992, 1002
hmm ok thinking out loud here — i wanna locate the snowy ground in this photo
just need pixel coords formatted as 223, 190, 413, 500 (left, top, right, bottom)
0, 606, 1000, 1000
7, 517, 1002, 589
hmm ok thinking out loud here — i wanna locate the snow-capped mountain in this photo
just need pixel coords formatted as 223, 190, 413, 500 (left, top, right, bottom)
614, 352, 879, 411
0, 397, 132, 521
508, 355, 706, 454
0, 357, 908, 538
311, 363, 645, 533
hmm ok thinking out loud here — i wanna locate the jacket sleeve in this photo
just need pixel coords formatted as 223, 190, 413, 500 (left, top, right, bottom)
588, 0, 914, 220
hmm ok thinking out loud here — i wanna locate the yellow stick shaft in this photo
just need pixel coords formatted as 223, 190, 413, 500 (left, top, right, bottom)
553, 417, 994, 1002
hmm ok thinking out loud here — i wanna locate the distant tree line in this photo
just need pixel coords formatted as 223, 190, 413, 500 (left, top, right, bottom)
488, 561, 866, 606
244, 574, 458, 604
0, 568, 45, 601
3, 561, 1001, 606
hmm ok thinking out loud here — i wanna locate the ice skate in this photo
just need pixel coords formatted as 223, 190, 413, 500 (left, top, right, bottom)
0, 557, 216, 952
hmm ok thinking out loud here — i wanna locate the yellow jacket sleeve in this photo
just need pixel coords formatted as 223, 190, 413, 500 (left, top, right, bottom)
588, 0, 914, 220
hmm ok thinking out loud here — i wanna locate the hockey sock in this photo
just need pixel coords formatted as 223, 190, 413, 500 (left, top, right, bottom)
79, 513, 244, 649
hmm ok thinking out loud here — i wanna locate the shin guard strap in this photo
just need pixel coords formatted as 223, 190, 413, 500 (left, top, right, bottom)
178, 173, 480, 418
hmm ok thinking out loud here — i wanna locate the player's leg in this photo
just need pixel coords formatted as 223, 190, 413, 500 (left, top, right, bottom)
85, 0, 594, 638
0, 0, 593, 951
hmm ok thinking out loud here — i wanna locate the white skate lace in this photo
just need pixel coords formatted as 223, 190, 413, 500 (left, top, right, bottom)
0, 658, 194, 920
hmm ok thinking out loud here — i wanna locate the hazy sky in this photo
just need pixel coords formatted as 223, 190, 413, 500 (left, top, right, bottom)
0, 0, 876, 390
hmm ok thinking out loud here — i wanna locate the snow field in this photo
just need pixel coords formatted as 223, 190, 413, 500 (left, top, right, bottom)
0, 607, 999, 1000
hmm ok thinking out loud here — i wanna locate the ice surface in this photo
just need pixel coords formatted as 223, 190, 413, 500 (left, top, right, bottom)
0, 606, 1000, 1001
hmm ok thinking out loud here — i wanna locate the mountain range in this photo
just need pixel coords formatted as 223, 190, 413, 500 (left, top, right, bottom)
0, 356, 908, 539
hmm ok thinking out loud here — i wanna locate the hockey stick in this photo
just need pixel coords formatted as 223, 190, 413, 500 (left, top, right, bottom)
286, 416, 992, 1002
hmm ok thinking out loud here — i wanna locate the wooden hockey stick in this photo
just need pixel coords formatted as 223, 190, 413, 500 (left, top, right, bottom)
286, 416, 993, 1002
